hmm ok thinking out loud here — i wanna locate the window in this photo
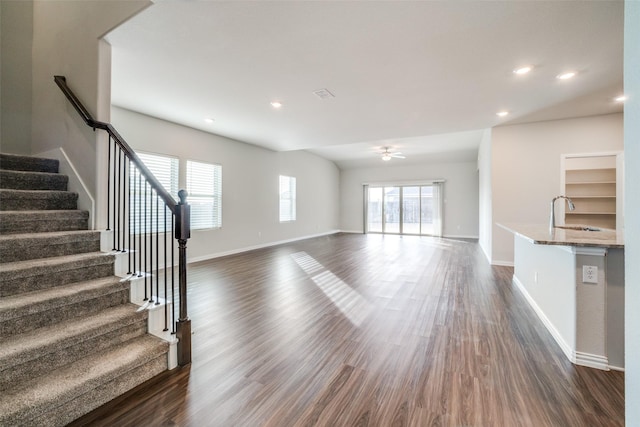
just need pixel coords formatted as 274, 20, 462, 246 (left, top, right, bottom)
365, 183, 443, 236
130, 152, 179, 234
279, 175, 296, 222
187, 160, 222, 230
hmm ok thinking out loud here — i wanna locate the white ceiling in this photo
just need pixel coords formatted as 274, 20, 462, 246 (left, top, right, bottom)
106, 1, 624, 169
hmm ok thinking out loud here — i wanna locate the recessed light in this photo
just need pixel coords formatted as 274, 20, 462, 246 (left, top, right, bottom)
204, 118, 215, 123
614, 95, 627, 102
556, 71, 576, 80
496, 111, 509, 117
270, 101, 283, 108
513, 66, 532, 75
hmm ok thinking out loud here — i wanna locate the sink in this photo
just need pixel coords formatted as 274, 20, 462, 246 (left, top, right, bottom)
556, 225, 601, 232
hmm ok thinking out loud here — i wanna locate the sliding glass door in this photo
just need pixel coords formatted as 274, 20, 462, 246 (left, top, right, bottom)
366, 183, 442, 236
402, 186, 420, 234
367, 187, 383, 233
383, 187, 400, 234
421, 186, 436, 235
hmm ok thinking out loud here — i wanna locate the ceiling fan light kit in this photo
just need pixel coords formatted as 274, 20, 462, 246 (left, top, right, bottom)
380, 147, 405, 161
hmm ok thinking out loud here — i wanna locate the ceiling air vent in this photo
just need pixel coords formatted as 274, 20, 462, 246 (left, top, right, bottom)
313, 88, 335, 100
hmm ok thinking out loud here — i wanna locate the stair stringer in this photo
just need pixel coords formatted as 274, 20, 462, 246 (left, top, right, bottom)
36, 147, 95, 229
102, 230, 179, 370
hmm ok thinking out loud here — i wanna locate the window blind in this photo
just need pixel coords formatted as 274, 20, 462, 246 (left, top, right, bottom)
279, 175, 296, 222
129, 152, 179, 234
187, 160, 222, 230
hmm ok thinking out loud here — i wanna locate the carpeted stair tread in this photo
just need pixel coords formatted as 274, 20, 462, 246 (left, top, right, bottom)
0, 335, 168, 427
0, 276, 130, 337
0, 304, 145, 365
0, 230, 100, 263
0, 210, 89, 234
0, 252, 115, 297
0, 153, 59, 173
0, 169, 68, 191
0, 304, 148, 391
0, 189, 78, 211
0, 275, 127, 318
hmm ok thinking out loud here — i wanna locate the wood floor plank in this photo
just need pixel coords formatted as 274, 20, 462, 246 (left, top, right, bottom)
70, 233, 624, 427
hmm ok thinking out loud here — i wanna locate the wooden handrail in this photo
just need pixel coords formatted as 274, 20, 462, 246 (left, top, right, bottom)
54, 75, 178, 213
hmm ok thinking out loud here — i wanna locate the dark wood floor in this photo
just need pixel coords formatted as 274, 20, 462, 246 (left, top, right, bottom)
71, 233, 624, 426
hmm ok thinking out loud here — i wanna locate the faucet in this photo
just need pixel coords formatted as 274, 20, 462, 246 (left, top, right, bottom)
549, 195, 575, 233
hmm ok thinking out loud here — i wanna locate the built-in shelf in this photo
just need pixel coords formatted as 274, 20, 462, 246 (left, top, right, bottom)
566, 181, 616, 185
568, 196, 616, 199
562, 156, 620, 230
566, 212, 617, 215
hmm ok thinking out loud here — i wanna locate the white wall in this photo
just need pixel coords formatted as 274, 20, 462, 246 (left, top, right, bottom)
625, 0, 640, 423
0, 0, 33, 154
477, 128, 492, 261
339, 160, 479, 237
29, 0, 150, 197
112, 107, 340, 261
491, 113, 623, 265
513, 235, 576, 358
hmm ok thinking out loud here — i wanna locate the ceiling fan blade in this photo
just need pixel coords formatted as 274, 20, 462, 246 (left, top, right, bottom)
391, 153, 405, 158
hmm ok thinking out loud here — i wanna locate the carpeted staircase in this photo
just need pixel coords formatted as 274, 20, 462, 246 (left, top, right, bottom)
0, 153, 169, 426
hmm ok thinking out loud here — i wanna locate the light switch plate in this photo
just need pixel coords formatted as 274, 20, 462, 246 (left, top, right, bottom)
583, 265, 598, 284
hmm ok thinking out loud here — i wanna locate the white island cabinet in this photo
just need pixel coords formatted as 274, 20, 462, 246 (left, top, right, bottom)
500, 224, 624, 371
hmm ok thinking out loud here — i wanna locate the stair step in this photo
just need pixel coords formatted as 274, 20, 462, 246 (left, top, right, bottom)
0, 153, 59, 173
0, 304, 148, 391
0, 169, 68, 191
0, 276, 129, 336
0, 230, 101, 263
0, 189, 78, 211
0, 335, 168, 427
0, 252, 115, 297
0, 210, 89, 234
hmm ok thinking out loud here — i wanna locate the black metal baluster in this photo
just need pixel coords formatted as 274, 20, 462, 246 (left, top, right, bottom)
149, 186, 154, 303
127, 157, 132, 274
143, 180, 148, 301
171, 213, 176, 334
114, 147, 120, 251
119, 149, 125, 252
164, 206, 169, 331
138, 170, 143, 278
156, 194, 160, 305
106, 136, 112, 232
131, 165, 136, 275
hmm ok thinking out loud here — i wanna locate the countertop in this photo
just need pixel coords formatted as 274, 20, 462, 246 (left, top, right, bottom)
498, 223, 624, 249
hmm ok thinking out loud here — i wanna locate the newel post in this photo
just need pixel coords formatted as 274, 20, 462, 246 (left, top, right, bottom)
175, 189, 191, 366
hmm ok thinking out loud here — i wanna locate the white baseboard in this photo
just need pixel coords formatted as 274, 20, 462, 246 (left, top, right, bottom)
575, 351, 610, 371
480, 244, 492, 265
492, 259, 514, 267
188, 229, 342, 263
512, 274, 575, 363
36, 147, 95, 229
339, 231, 479, 239
512, 274, 615, 371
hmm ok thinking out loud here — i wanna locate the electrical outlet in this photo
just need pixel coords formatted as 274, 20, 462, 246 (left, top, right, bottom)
583, 265, 598, 284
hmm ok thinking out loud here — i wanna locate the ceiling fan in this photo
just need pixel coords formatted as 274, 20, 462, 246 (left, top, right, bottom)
380, 147, 405, 161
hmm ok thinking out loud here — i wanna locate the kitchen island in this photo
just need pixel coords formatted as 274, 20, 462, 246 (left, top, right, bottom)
500, 223, 624, 371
